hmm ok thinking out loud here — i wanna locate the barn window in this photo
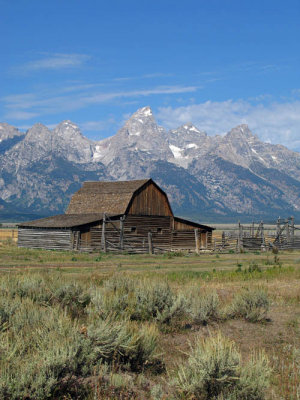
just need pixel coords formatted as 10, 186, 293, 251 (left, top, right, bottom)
157, 228, 162, 234
131, 227, 136, 233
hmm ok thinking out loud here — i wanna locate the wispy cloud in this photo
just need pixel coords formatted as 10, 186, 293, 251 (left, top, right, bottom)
79, 118, 116, 132
157, 100, 300, 151
4, 110, 39, 120
113, 72, 173, 82
16, 53, 90, 72
1, 85, 198, 119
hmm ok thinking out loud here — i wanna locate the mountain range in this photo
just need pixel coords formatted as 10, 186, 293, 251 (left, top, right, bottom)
1, 106, 300, 222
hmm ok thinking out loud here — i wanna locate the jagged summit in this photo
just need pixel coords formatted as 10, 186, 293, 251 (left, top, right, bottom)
0, 123, 23, 141
135, 106, 153, 116
1, 106, 300, 221
226, 124, 257, 140
57, 120, 80, 129
171, 123, 207, 137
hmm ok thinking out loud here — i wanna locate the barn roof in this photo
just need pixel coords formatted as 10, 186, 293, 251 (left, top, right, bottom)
66, 179, 154, 215
18, 213, 104, 228
174, 216, 215, 231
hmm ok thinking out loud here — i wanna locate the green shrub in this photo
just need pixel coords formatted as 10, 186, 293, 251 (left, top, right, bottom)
227, 288, 270, 322
0, 293, 161, 399
90, 288, 132, 320
91, 279, 188, 326
1, 275, 52, 305
173, 333, 271, 399
0, 301, 89, 399
85, 319, 160, 372
189, 291, 220, 325
236, 263, 243, 272
248, 262, 262, 273
0, 297, 18, 331
52, 283, 91, 318
131, 281, 187, 324
104, 274, 136, 294
163, 251, 185, 259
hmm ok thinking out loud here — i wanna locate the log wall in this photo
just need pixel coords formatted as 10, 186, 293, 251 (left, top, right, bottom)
89, 215, 212, 253
18, 228, 72, 250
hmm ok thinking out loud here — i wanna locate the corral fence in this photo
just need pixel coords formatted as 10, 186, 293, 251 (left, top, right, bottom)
213, 217, 300, 253
79, 214, 211, 254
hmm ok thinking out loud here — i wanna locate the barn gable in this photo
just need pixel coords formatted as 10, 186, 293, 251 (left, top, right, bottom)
18, 178, 214, 253
66, 179, 173, 217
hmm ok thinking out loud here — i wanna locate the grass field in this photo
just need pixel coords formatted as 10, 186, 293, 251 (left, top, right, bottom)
0, 242, 299, 399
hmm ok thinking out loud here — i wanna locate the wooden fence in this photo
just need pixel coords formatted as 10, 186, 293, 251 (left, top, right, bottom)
87, 215, 211, 254
212, 218, 300, 253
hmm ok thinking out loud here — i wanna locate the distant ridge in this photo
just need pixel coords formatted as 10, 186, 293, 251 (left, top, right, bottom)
0, 107, 300, 222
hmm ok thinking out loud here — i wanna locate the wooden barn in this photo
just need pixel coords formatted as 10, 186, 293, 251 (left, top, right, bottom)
18, 179, 214, 253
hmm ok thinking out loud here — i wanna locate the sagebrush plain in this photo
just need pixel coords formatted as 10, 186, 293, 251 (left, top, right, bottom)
0, 242, 299, 399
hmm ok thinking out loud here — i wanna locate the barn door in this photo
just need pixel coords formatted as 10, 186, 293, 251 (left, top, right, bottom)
72, 231, 80, 250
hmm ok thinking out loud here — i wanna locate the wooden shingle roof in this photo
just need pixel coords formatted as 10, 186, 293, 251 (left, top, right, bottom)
66, 179, 150, 215
18, 214, 103, 228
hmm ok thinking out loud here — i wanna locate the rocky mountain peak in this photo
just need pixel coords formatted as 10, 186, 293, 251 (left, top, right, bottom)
135, 106, 153, 117
52, 121, 93, 163
0, 123, 23, 141
172, 123, 207, 137
226, 124, 257, 141
54, 120, 83, 137
1, 106, 300, 222
123, 106, 157, 133
24, 123, 51, 142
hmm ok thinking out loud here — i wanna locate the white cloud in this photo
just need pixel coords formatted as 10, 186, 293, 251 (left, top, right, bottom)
157, 100, 300, 151
4, 110, 39, 120
1, 85, 198, 119
18, 53, 90, 72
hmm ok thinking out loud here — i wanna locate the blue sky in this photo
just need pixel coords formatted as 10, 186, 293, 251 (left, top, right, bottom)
1, 0, 300, 149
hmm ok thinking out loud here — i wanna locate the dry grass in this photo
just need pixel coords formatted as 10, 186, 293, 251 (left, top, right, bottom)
0, 243, 300, 399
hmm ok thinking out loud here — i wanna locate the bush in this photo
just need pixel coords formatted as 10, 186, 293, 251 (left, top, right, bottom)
1, 274, 52, 305
227, 288, 270, 322
104, 274, 136, 294
131, 281, 187, 325
0, 292, 161, 399
189, 291, 220, 325
91, 278, 188, 327
90, 288, 132, 320
0, 300, 89, 399
173, 333, 271, 399
248, 262, 262, 273
52, 283, 91, 318
83, 318, 160, 373
0, 297, 18, 331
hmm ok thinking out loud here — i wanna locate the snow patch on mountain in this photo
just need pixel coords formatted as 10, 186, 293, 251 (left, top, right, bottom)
186, 143, 198, 149
169, 144, 183, 159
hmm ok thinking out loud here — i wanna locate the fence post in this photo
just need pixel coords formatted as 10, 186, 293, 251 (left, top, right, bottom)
285, 219, 290, 242
237, 221, 242, 252
260, 220, 266, 251
222, 231, 225, 248
119, 216, 124, 250
291, 216, 295, 244
101, 213, 107, 253
148, 231, 153, 255
194, 228, 200, 254
276, 217, 281, 239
